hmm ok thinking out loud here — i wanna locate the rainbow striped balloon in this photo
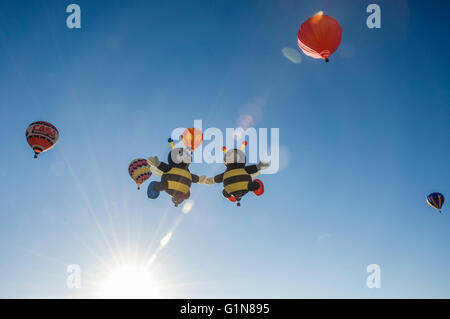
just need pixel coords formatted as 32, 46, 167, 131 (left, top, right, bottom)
128, 158, 152, 190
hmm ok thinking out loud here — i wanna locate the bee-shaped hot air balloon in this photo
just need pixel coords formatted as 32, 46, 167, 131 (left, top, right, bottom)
427, 192, 445, 213
204, 141, 269, 206
146, 138, 205, 207
128, 158, 152, 190
26, 121, 59, 158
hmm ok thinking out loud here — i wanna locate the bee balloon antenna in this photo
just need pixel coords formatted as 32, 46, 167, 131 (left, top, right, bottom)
168, 138, 175, 149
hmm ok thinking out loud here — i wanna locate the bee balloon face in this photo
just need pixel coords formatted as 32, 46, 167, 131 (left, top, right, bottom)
224, 149, 246, 166
169, 148, 192, 167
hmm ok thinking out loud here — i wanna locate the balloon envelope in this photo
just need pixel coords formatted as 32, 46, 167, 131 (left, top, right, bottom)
128, 158, 151, 189
427, 192, 445, 211
181, 128, 203, 151
26, 121, 59, 158
297, 12, 342, 62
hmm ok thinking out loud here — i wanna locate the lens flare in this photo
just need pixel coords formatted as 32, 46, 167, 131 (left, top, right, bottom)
281, 47, 302, 64
311, 11, 324, 23
160, 231, 173, 247
182, 199, 194, 214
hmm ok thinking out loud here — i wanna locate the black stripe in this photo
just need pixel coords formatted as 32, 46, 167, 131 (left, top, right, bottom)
130, 163, 148, 175
136, 172, 151, 179
223, 174, 251, 186
26, 134, 55, 145
164, 174, 192, 186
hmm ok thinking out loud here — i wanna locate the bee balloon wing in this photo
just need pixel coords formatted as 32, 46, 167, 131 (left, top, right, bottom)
150, 166, 164, 177
251, 171, 261, 179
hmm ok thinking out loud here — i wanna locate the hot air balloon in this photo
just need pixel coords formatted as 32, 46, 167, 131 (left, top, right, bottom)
146, 138, 205, 207
427, 192, 445, 213
202, 141, 269, 207
297, 11, 342, 62
128, 158, 152, 190
26, 121, 59, 158
181, 128, 203, 151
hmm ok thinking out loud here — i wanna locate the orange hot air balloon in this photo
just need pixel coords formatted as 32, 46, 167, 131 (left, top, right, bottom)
181, 128, 203, 151
297, 11, 342, 62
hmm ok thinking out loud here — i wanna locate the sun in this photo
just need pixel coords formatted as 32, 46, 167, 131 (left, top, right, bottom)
98, 264, 161, 298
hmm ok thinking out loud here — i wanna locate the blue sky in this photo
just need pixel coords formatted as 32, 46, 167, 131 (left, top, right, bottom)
0, 0, 449, 298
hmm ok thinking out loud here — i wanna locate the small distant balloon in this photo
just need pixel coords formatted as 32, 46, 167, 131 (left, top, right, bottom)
26, 121, 59, 158
128, 158, 151, 190
181, 128, 203, 151
297, 11, 342, 62
281, 47, 302, 64
427, 192, 445, 212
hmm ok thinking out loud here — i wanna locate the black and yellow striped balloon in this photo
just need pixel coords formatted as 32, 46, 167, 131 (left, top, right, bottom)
427, 192, 445, 212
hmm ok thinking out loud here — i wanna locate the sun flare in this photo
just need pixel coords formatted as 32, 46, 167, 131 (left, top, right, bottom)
98, 264, 161, 298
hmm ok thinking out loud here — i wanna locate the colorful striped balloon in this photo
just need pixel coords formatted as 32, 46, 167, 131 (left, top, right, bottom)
427, 192, 445, 212
128, 158, 152, 190
26, 121, 59, 158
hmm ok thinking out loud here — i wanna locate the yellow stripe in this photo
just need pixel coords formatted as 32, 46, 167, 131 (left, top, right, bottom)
167, 167, 192, 180
225, 181, 249, 193
132, 166, 150, 179
431, 198, 437, 208
167, 181, 190, 194
428, 197, 441, 209
224, 168, 248, 179
438, 196, 442, 209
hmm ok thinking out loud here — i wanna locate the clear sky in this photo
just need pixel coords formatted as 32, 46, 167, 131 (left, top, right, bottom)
0, 0, 449, 298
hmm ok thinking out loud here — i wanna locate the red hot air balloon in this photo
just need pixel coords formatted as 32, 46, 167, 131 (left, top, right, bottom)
26, 121, 59, 158
297, 11, 342, 62
181, 128, 203, 151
